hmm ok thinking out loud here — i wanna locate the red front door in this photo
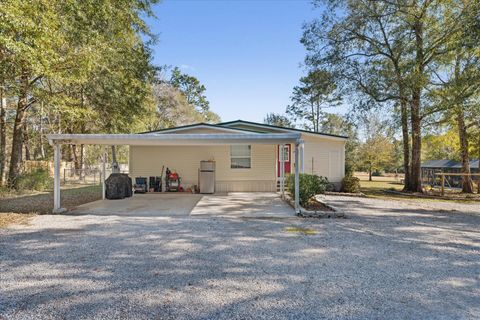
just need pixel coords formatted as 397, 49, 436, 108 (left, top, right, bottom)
277, 144, 291, 177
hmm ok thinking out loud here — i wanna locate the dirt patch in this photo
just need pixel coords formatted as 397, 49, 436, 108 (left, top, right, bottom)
0, 213, 35, 228
303, 198, 334, 212
0, 185, 102, 214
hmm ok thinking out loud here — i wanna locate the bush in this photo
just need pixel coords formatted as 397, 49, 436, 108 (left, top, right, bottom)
341, 175, 361, 193
16, 168, 53, 191
286, 173, 329, 206
372, 170, 383, 177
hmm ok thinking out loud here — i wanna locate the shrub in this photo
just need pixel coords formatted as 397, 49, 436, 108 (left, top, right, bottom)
372, 170, 383, 177
16, 168, 53, 191
341, 175, 361, 193
286, 173, 329, 206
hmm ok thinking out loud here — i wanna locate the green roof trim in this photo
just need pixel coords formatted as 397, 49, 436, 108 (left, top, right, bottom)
139, 122, 264, 134
218, 120, 349, 139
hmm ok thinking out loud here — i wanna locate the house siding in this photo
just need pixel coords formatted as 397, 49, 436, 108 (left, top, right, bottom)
129, 145, 277, 192
300, 135, 345, 183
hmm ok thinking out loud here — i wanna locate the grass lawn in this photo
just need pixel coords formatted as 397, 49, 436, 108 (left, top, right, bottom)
358, 175, 404, 196
0, 185, 102, 215
356, 173, 479, 203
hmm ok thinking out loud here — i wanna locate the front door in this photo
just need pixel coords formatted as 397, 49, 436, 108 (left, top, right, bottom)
277, 144, 291, 177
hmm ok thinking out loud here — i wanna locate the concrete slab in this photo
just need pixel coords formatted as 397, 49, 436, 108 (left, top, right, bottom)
71, 193, 203, 217
191, 192, 295, 218
70, 192, 295, 218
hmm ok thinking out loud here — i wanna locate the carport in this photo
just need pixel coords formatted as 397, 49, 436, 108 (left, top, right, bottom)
47, 133, 302, 214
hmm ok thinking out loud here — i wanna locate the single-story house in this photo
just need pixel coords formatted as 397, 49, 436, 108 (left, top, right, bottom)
47, 120, 348, 213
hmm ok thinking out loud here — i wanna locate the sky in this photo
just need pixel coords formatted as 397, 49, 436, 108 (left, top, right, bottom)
146, 0, 320, 123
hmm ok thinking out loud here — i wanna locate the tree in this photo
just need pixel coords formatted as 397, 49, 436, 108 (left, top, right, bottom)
149, 82, 204, 129
358, 135, 395, 181
357, 112, 396, 180
1, 0, 65, 187
302, 0, 413, 190
169, 67, 219, 123
264, 113, 295, 128
422, 129, 460, 161
428, 5, 480, 193
303, 0, 477, 192
287, 69, 340, 132
0, 0, 160, 187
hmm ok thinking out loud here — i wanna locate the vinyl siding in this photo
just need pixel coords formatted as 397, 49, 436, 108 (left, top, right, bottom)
301, 134, 345, 183
129, 145, 277, 192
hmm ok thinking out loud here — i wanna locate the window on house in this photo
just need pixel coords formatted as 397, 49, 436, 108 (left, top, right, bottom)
231, 145, 251, 169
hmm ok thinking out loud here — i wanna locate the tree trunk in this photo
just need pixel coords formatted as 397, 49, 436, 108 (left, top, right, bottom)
409, 20, 424, 193
400, 98, 411, 191
72, 144, 80, 170
456, 107, 473, 193
111, 145, 119, 173
23, 120, 31, 161
79, 144, 85, 180
369, 164, 372, 181
0, 88, 6, 186
8, 98, 26, 188
410, 95, 422, 192
38, 101, 45, 159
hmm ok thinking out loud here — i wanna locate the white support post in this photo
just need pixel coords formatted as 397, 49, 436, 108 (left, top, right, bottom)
300, 140, 305, 173
294, 142, 300, 214
53, 144, 66, 213
280, 144, 285, 198
102, 148, 106, 200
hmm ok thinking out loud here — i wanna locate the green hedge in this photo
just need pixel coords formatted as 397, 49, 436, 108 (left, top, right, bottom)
286, 173, 329, 206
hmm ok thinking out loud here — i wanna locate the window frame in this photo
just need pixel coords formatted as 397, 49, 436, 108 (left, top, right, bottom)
230, 145, 252, 169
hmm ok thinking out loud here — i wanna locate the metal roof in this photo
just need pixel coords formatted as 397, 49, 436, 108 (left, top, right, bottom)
47, 133, 301, 146
139, 123, 263, 135
219, 120, 349, 140
421, 159, 480, 168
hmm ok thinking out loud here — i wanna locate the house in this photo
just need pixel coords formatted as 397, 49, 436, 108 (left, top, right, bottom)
421, 159, 480, 188
47, 120, 348, 213
130, 120, 347, 192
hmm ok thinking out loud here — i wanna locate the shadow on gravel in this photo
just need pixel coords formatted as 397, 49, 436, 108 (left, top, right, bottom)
1, 204, 479, 319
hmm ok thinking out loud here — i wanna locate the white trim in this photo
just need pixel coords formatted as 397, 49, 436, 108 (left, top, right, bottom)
282, 144, 290, 162
294, 142, 300, 214
52, 144, 66, 214
47, 133, 301, 146
300, 141, 305, 173
102, 149, 106, 200
230, 145, 252, 169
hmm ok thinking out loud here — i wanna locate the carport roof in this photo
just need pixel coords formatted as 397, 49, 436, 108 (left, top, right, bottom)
47, 133, 302, 146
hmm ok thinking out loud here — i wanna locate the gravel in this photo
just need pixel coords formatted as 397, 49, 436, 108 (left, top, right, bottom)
0, 196, 479, 319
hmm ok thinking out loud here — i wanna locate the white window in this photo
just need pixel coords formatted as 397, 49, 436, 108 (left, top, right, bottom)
281, 145, 290, 162
231, 145, 251, 169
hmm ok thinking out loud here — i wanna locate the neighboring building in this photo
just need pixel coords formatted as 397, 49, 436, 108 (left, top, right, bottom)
421, 159, 480, 188
129, 120, 348, 192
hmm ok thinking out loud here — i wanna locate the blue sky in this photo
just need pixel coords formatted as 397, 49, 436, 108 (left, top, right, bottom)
146, 0, 320, 123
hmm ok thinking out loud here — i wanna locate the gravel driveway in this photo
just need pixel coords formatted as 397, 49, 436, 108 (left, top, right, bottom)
0, 196, 478, 319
